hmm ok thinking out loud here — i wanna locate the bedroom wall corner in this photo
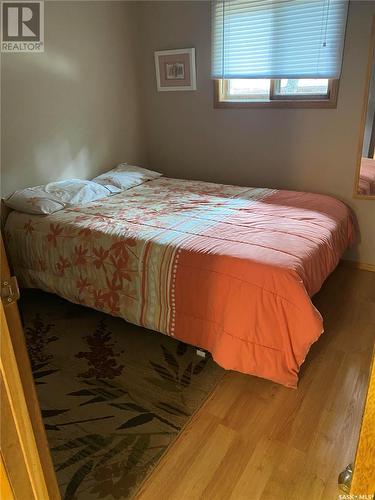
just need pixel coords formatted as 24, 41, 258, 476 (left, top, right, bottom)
1, 1, 147, 198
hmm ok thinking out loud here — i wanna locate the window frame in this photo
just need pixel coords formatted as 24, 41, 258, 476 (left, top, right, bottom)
214, 79, 339, 109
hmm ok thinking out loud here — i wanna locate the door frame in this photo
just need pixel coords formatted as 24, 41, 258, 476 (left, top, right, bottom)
1, 232, 60, 499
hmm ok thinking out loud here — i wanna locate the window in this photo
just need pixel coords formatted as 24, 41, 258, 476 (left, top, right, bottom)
275, 79, 329, 97
215, 78, 339, 108
212, 0, 348, 108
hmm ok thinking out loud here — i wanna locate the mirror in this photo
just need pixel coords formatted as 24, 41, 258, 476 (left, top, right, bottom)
355, 17, 375, 198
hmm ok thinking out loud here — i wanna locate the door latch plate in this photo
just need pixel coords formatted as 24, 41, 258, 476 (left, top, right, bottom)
1, 276, 20, 305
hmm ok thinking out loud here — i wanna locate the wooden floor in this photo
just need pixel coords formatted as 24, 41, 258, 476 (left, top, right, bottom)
136, 266, 375, 500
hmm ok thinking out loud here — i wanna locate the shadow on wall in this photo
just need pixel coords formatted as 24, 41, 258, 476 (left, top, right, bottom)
2, 52, 113, 195
6, 52, 112, 190
23, 50, 80, 81
1, 1, 145, 198
33, 143, 109, 185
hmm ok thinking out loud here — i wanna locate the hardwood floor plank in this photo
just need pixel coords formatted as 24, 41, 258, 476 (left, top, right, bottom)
171, 423, 237, 500
229, 438, 286, 500
201, 437, 258, 500
261, 446, 306, 500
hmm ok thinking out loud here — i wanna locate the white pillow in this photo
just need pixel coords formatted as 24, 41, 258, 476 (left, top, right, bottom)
43, 179, 111, 205
5, 179, 111, 215
92, 163, 162, 192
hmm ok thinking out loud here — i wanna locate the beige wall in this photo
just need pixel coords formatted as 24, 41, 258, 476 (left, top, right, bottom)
138, 1, 375, 265
1, 1, 145, 197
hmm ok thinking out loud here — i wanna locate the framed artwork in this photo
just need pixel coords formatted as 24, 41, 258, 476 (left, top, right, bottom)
154, 48, 196, 91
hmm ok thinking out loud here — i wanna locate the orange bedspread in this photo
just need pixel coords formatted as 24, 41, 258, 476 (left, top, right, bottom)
5, 178, 354, 387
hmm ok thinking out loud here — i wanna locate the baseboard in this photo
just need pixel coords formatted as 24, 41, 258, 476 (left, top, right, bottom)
341, 259, 375, 273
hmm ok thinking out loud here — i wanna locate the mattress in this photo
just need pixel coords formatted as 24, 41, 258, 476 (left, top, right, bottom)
5, 177, 354, 387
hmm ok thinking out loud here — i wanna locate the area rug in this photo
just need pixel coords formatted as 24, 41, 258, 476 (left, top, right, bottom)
19, 290, 224, 500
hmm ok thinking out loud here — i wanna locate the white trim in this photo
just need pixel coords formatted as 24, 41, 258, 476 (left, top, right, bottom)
154, 48, 197, 92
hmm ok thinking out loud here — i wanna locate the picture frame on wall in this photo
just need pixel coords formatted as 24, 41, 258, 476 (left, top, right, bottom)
154, 48, 196, 91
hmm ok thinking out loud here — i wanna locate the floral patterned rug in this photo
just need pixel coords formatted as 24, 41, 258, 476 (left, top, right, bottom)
19, 290, 224, 500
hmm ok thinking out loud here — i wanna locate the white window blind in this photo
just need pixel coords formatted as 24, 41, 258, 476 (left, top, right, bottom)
211, 0, 349, 80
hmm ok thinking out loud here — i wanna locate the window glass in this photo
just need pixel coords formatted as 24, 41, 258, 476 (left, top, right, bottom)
276, 79, 329, 96
228, 79, 270, 98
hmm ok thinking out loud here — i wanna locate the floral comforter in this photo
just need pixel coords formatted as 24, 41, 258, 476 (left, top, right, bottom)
5, 177, 354, 387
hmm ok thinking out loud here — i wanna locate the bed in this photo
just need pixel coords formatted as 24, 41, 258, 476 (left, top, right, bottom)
4, 177, 354, 387
358, 157, 375, 196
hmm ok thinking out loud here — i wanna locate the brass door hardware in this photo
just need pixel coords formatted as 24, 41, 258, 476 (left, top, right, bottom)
1, 276, 20, 305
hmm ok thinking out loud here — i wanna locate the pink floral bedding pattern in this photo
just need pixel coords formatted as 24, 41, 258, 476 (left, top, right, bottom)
5, 179, 274, 331
5, 178, 354, 387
